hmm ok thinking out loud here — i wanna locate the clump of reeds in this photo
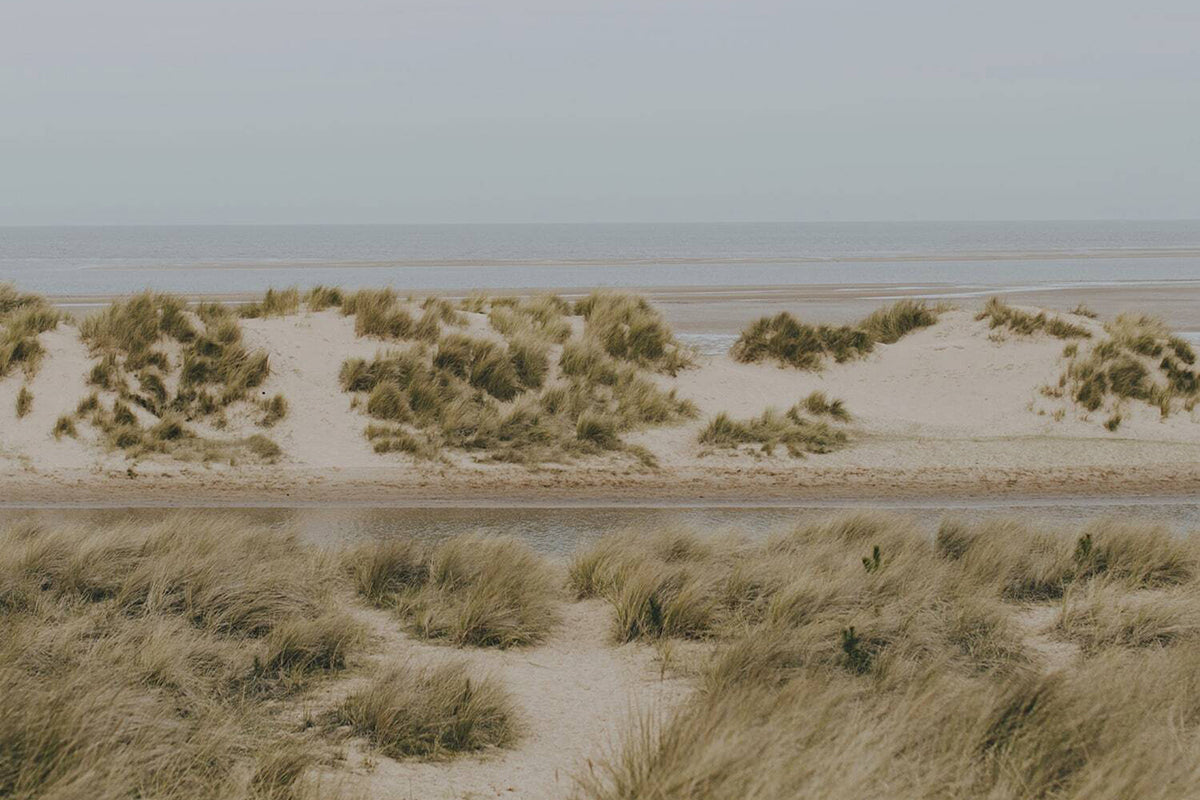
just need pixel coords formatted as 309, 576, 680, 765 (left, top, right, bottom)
0, 515, 360, 799
15, 386, 32, 418
573, 514, 1200, 800
574, 291, 692, 375
238, 288, 300, 319
258, 394, 288, 427
1053, 312, 1199, 424
488, 294, 573, 344
304, 285, 344, 311
76, 293, 281, 460
731, 299, 941, 370
343, 288, 416, 339
345, 535, 559, 648
698, 405, 848, 456
977, 297, 1092, 339
800, 390, 850, 421
333, 662, 517, 758
0, 285, 63, 379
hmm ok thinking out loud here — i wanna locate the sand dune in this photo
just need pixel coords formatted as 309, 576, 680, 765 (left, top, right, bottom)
2, 298, 1198, 504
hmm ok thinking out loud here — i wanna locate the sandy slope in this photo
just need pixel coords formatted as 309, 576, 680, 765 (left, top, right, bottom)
2, 305, 1199, 503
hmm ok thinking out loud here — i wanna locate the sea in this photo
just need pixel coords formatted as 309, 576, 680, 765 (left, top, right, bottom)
2, 220, 1199, 297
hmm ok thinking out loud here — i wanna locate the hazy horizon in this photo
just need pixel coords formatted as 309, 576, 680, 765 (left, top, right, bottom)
4, 0, 1198, 226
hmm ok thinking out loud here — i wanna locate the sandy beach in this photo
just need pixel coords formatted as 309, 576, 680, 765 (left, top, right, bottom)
3, 291, 1198, 505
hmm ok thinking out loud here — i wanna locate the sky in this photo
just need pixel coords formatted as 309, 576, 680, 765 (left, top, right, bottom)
2, 0, 1199, 225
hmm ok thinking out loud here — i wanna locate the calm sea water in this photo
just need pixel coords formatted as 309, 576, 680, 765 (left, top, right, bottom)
3, 221, 1200, 296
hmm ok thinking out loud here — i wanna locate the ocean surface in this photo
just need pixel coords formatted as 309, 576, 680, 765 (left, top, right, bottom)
3, 220, 1200, 297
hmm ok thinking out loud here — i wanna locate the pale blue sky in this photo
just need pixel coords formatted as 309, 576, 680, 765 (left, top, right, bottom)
3, 0, 1198, 224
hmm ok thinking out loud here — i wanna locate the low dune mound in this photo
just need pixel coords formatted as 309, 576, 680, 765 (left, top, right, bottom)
2, 285, 1199, 500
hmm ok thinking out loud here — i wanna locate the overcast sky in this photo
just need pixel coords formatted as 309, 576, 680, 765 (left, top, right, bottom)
3, 0, 1198, 225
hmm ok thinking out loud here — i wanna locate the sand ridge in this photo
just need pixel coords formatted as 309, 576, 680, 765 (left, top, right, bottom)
2, 304, 1199, 503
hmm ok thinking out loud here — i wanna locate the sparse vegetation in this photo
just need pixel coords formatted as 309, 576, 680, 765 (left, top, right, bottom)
699, 405, 848, 456
6, 512, 1200, 799
574, 291, 692, 374
801, 390, 850, 421
340, 295, 696, 466
75, 292, 282, 462
0, 285, 63, 379
238, 287, 300, 318
732, 299, 942, 370
15, 385, 32, 418
1052, 312, 1200, 424
977, 297, 1092, 339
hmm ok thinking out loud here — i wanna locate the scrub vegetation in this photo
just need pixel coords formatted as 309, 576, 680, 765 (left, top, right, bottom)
73, 292, 284, 462
0, 284, 63, 379
732, 299, 942, 370
345, 535, 559, 648
698, 404, 849, 457
6, 513, 1200, 799
0, 516, 361, 800
976, 297, 1093, 339
1042, 311, 1199, 425
339, 291, 696, 465
571, 514, 1200, 800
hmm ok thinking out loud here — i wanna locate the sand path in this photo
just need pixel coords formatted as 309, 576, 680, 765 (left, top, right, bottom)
316, 599, 688, 800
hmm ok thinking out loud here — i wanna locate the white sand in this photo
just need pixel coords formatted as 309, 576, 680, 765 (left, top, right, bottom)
2, 305, 1199, 503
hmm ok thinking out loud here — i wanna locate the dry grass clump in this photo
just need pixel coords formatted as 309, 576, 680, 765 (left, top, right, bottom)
574, 291, 692, 375
343, 337, 693, 465
75, 293, 282, 461
333, 661, 517, 759
0, 285, 63, 379
304, 285, 344, 311
698, 404, 848, 457
1049, 312, 1199, 423
731, 299, 940, 370
238, 287, 300, 319
800, 390, 850, 421
15, 385, 32, 418
0, 515, 360, 800
339, 292, 695, 465
341, 288, 428, 340
487, 294, 573, 344
574, 515, 1200, 800
346, 535, 559, 648
977, 297, 1092, 339
257, 393, 288, 427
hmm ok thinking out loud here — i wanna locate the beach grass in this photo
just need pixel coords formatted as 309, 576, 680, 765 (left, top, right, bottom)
731, 299, 941, 370
332, 662, 517, 759
977, 297, 1093, 339
572, 514, 1200, 800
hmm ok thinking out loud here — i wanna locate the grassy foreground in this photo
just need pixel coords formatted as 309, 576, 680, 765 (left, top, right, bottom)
5, 512, 1200, 799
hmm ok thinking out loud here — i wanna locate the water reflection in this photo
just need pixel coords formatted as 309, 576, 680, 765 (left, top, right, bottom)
2, 500, 1198, 558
